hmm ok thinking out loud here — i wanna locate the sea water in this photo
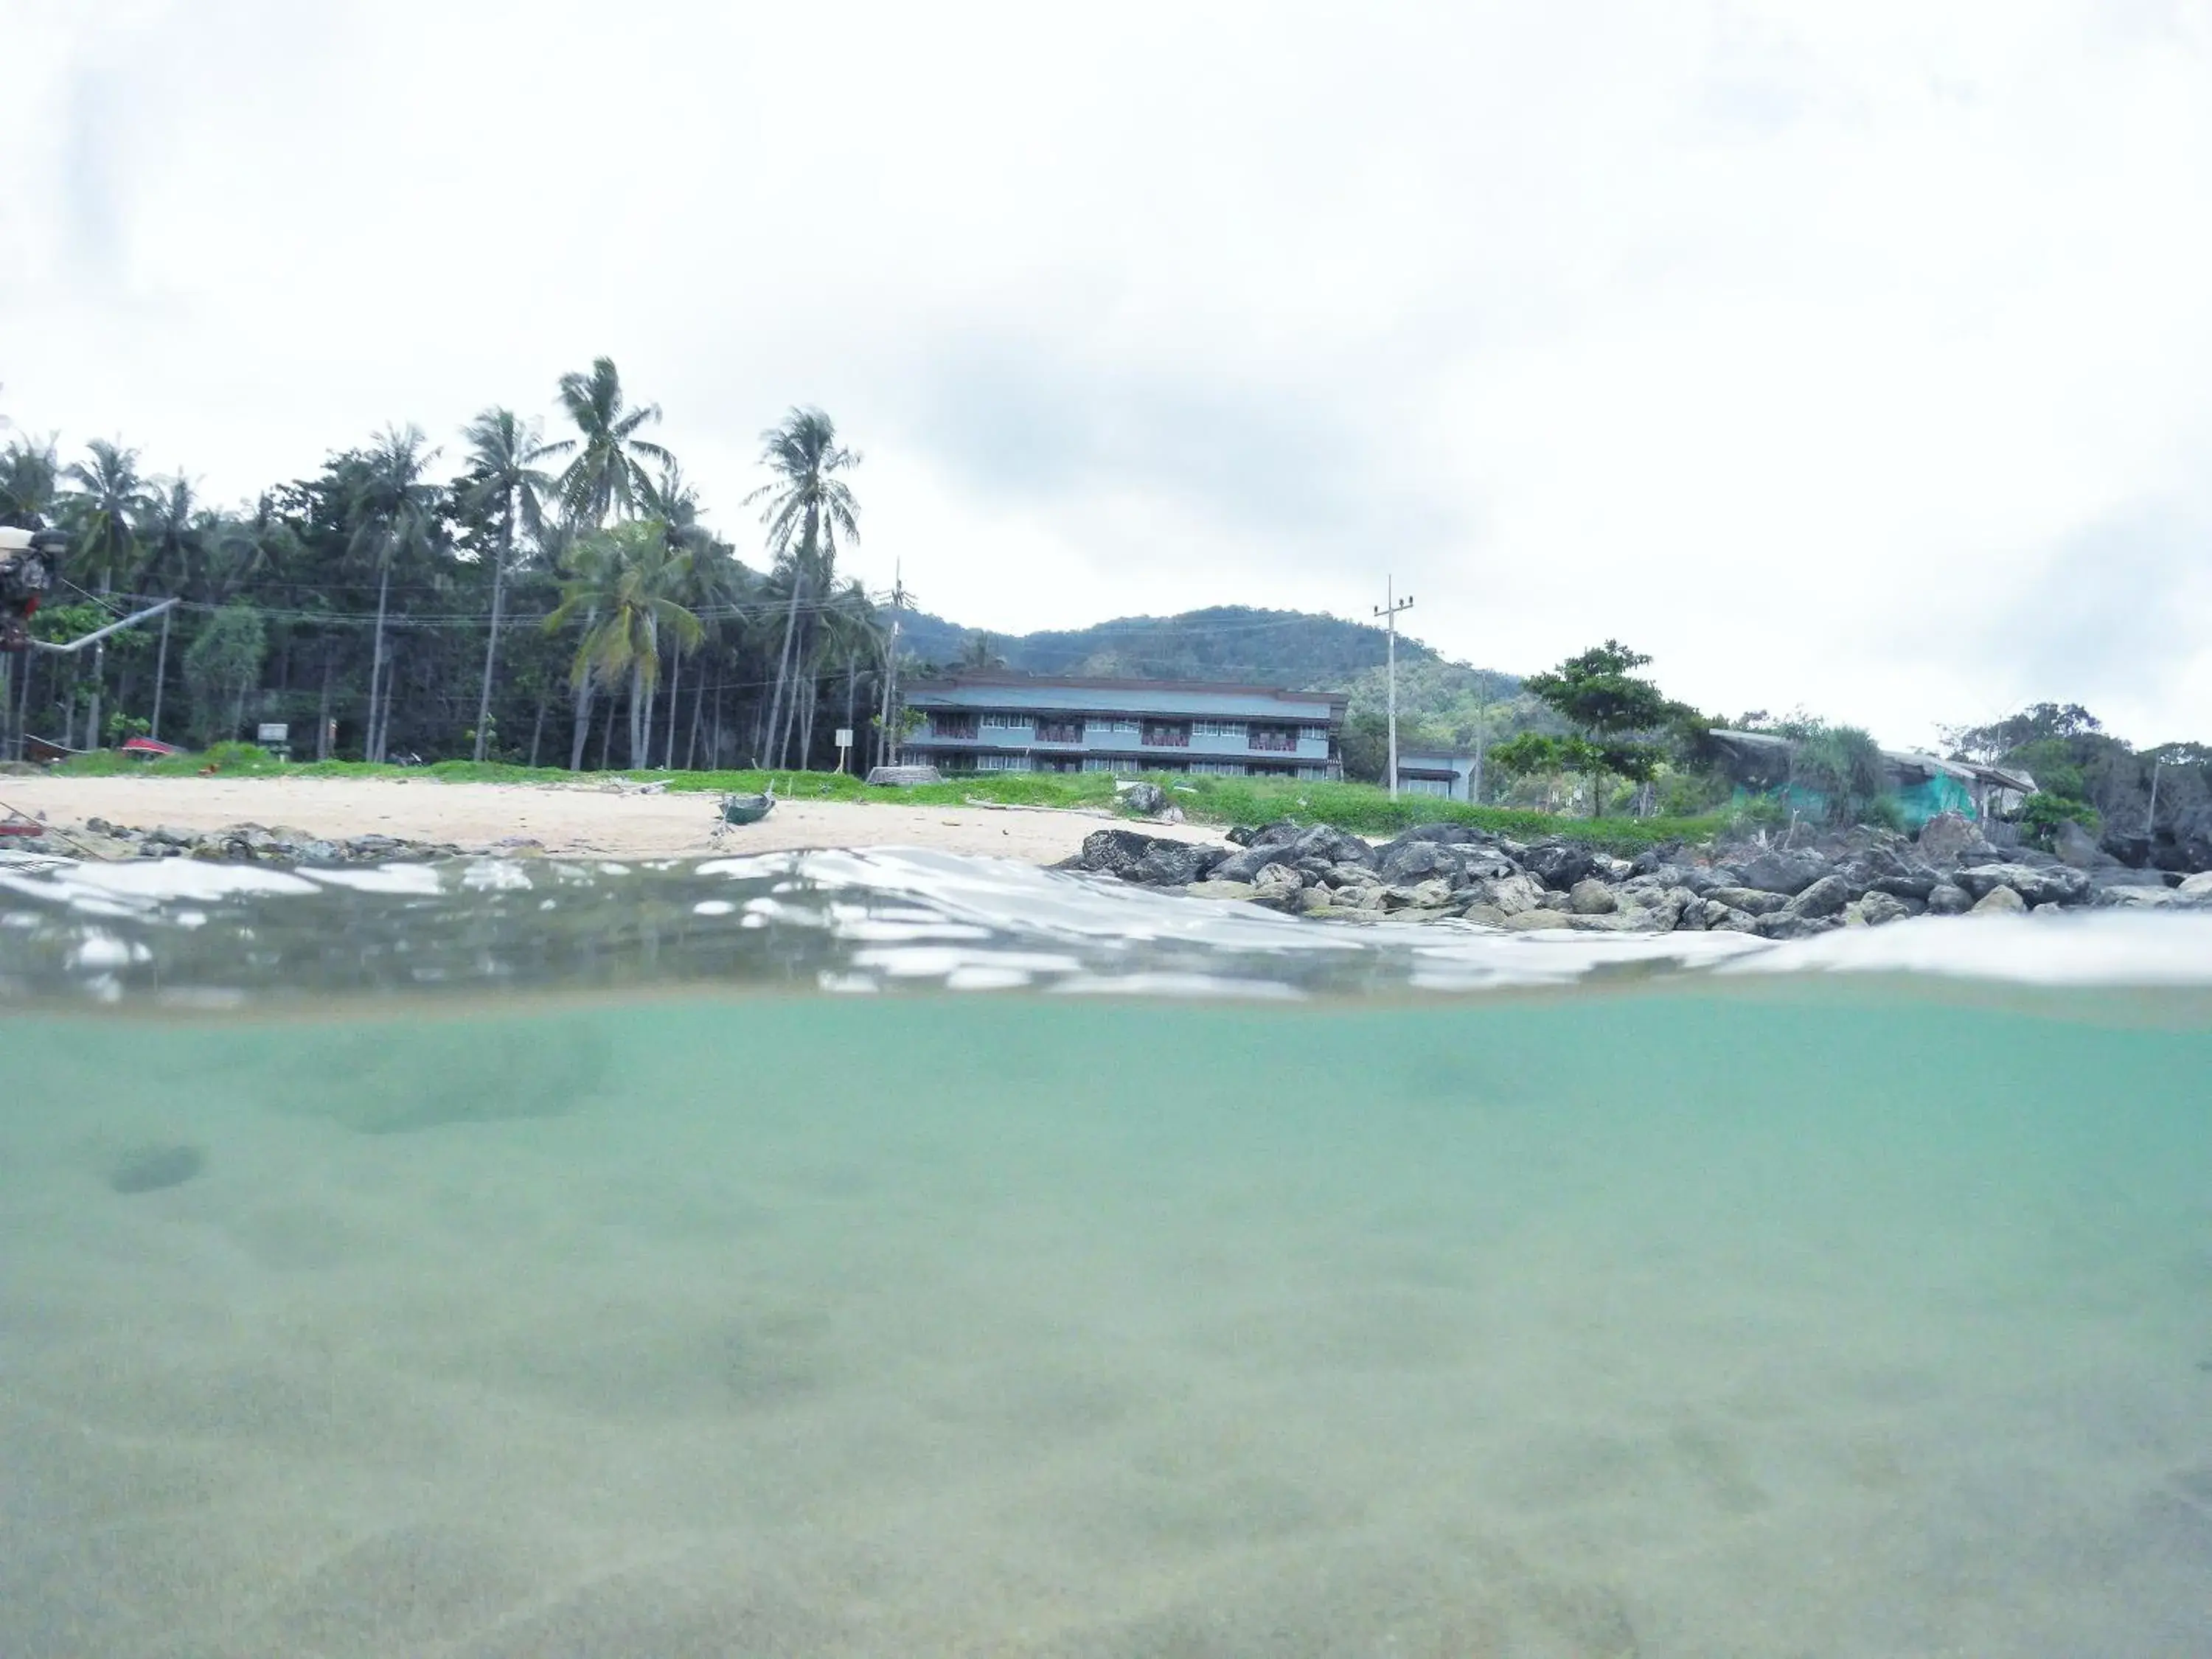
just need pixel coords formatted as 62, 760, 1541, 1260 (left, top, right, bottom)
3, 849, 2210, 1656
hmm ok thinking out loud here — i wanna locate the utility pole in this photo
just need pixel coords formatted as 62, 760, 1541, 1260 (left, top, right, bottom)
1373, 577, 1413, 799
877, 561, 905, 770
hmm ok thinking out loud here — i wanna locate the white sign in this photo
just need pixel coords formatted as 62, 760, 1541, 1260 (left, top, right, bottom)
257, 723, 289, 744
834, 728, 854, 748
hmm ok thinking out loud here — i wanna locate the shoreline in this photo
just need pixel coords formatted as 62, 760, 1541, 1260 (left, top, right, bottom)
0, 773, 1231, 865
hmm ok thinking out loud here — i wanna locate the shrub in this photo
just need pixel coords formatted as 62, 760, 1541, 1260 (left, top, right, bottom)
2018, 791, 2098, 849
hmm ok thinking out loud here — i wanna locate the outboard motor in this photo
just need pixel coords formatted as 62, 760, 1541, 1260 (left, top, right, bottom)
0, 526, 63, 652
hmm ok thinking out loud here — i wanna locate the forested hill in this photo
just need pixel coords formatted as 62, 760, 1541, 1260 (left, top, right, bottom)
897, 605, 1442, 687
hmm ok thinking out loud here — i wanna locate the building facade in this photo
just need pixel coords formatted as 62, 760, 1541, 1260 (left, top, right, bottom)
1394, 748, 1480, 801
902, 675, 1346, 780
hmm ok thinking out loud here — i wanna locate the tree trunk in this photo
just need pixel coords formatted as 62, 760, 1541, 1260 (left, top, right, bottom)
798, 668, 817, 771
844, 651, 859, 772
473, 506, 511, 762
764, 574, 803, 770
684, 675, 705, 771
569, 673, 594, 771
597, 679, 619, 771
628, 661, 648, 770
529, 683, 548, 769
150, 607, 172, 742
366, 560, 392, 762
316, 647, 333, 759
661, 647, 681, 770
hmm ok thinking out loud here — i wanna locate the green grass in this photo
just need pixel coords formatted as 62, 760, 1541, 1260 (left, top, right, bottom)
50, 749, 1726, 852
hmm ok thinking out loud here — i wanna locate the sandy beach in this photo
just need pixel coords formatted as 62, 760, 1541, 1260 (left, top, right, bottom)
0, 774, 1229, 863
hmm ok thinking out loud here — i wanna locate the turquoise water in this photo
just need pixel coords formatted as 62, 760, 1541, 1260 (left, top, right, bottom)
3, 851, 2211, 1655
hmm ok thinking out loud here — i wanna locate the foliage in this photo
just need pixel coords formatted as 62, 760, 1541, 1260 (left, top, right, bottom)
1501, 640, 1694, 814
1786, 721, 1888, 826
1942, 702, 2102, 763
181, 604, 267, 744
2018, 790, 2099, 849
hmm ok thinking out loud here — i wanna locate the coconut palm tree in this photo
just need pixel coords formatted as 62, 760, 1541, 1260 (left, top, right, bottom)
0, 434, 60, 528
745, 406, 860, 768
546, 519, 703, 770
59, 439, 153, 749
544, 358, 670, 526
459, 408, 555, 760
134, 475, 206, 595
346, 426, 442, 762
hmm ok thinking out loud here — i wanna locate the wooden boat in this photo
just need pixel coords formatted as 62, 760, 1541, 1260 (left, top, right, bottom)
719, 784, 777, 827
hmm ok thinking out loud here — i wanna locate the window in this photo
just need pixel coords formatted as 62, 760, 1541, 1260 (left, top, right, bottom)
1248, 723, 1298, 752
1400, 776, 1453, 799
1190, 759, 1248, 776
981, 712, 1030, 731
1034, 718, 1083, 744
930, 712, 978, 740
1088, 717, 1141, 737
1141, 720, 1190, 748
975, 753, 1032, 771
1082, 757, 1145, 775
1300, 726, 1329, 744
1192, 720, 1246, 739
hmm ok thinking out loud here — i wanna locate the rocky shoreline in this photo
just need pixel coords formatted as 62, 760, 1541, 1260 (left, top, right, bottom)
1064, 811, 2212, 932
5, 818, 487, 866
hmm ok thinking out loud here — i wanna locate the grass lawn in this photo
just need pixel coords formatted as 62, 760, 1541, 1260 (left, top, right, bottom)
51, 744, 1727, 855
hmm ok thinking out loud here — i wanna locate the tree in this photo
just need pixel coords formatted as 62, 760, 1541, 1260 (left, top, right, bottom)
958, 631, 1006, 670
746, 407, 860, 768
458, 408, 554, 760
0, 435, 60, 527
1495, 640, 1682, 815
1942, 703, 2102, 764
345, 427, 442, 762
182, 603, 267, 745
59, 439, 153, 751
545, 358, 669, 526
545, 519, 703, 770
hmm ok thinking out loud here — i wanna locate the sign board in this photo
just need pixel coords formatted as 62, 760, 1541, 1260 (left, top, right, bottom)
834, 728, 854, 748
256, 723, 289, 745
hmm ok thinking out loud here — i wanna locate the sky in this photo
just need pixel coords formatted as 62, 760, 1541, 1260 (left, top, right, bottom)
6, 0, 2211, 749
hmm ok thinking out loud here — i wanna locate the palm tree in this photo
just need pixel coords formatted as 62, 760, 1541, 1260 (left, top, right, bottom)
637, 463, 731, 768
135, 475, 205, 594
745, 407, 860, 768
546, 518, 703, 770
0, 435, 60, 528
458, 408, 554, 760
544, 358, 670, 526
59, 439, 152, 750
958, 631, 1007, 670
347, 426, 442, 762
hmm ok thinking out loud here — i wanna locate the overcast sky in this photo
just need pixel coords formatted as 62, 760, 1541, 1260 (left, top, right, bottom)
7, 1, 2211, 747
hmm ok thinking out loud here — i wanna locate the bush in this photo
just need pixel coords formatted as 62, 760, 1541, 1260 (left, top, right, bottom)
200, 741, 276, 771
2018, 791, 2098, 849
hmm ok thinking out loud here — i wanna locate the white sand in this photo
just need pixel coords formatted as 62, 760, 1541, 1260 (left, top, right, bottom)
0, 773, 1230, 863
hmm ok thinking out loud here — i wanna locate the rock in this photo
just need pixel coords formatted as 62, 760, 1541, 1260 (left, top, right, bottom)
1926, 882, 1973, 915
1703, 885, 1789, 917
2177, 871, 2212, 899
1756, 911, 1844, 940
1378, 841, 1453, 885
1385, 877, 1455, 911
1251, 863, 1306, 908
1856, 891, 1913, 928
1074, 827, 1224, 886
1970, 884, 2027, 915
1785, 874, 1851, 919
1469, 872, 1550, 917
1186, 880, 1256, 901
1915, 812, 1999, 868
1293, 824, 1376, 868
1953, 862, 2091, 908
1461, 902, 1509, 928
1703, 904, 1764, 933
1119, 782, 1169, 816
1733, 847, 1830, 896
1517, 840, 1598, 891
1568, 877, 1617, 915
2052, 818, 2110, 869
1295, 886, 1337, 914
1500, 908, 1576, 931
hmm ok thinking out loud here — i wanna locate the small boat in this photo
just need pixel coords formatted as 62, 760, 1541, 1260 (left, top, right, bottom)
718, 783, 776, 827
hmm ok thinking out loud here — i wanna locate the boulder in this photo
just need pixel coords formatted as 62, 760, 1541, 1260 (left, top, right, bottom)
1074, 828, 1224, 886
1225, 818, 1303, 852
1295, 886, 1338, 915
1251, 863, 1306, 908
1915, 812, 1999, 869
1703, 904, 1764, 933
1517, 840, 1599, 891
1118, 781, 1169, 817
1385, 877, 1455, 911
1756, 911, 1843, 940
1186, 880, 1256, 902
1703, 884, 1789, 917
1461, 902, 1509, 928
1925, 882, 1974, 916
1469, 872, 1550, 917
1731, 847, 1830, 896
1970, 884, 2027, 916
1952, 862, 2091, 908
1293, 824, 1376, 868
1568, 877, 1617, 915
1784, 874, 1852, 919
1501, 908, 1576, 931
1378, 841, 1453, 885
1856, 890, 1913, 928
2052, 818, 2110, 870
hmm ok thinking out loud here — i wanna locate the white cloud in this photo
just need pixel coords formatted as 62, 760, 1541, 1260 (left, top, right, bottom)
4, 0, 2210, 747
